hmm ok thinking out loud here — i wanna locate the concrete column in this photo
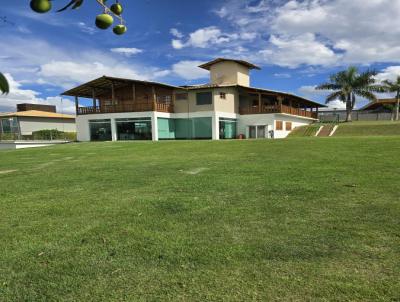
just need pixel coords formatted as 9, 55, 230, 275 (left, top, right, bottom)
212, 113, 220, 140
151, 112, 159, 141
111, 118, 117, 141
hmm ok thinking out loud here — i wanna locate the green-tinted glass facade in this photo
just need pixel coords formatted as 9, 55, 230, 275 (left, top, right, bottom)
158, 117, 212, 140
219, 118, 237, 139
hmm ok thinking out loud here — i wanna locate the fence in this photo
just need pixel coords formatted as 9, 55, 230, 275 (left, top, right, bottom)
0, 130, 77, 141
319, 111, 393, 122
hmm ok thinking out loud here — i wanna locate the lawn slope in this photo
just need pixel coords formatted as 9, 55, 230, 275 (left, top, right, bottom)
0, 139, 399, 301
334, 121, 400, 137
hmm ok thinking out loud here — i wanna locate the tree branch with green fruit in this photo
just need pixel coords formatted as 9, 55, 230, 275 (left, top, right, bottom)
30, 0, 127, 35
0, 1, 128, 94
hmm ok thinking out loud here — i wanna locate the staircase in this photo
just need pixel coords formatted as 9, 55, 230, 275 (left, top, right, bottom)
317, 124, 338, 137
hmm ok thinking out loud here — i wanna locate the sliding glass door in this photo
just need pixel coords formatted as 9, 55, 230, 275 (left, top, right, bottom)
89, 119, 112, 141
116, 118, 152, 141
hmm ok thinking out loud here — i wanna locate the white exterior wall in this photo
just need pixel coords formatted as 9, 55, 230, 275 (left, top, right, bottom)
18, 117, 76, 135
238, 113, 315, 139
76, 111, 153, 142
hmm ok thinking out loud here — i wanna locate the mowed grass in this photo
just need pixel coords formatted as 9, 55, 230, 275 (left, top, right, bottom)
335, 121, 400, 137
0, 138, 399, 301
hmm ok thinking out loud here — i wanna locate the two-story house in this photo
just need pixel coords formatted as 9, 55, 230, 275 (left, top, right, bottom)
62, 58, 323, 141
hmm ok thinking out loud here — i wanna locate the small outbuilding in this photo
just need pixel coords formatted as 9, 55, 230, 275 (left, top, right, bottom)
0, 104, 76, 138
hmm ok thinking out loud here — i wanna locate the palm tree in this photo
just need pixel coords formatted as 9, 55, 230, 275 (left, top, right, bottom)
0, 72, 9, 94
316, 67, 380, 122
380, 76, 400, 121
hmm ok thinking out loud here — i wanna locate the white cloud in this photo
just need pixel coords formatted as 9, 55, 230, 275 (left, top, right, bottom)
172, 39, 185, 50
170, 28, 184, 39
110, 47, 143, 57
0, 74, 76, 114
172, 61, 209, 80
375, 66, 400, 83
273, 73, 291, 79
259, 33, 339, 68
171, 26, 248, 49
77, 22, 96, 35
0, 36, 169, 90
212, 0, 400, 67
325, 99, 347, 110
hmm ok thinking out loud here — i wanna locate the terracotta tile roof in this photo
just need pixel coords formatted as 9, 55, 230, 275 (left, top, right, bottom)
360, 98, 398, 110
0, 110, 75, 119
199, 58, 261, 70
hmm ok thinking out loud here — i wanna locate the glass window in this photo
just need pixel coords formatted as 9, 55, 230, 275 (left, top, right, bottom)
249, 126, 256, 139
116, 118, 152, 141
276, 121, 283, 131
220, 92, 226, 99
257, 126, 266, 138
175, 93, 188, 101
89, 119, 112, 141
219, 118, 237, 139
0, 117, 19, 134
286, 122, 292, 131
196, 92, 212, 105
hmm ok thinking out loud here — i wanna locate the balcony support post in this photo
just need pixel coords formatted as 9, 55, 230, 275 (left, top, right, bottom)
75, 96, 79, 115
92, 88, 96, 108
258, 93, 262, 113
132, 84, 136, 103
152, 86, 157, 111
111, 82, 115, 105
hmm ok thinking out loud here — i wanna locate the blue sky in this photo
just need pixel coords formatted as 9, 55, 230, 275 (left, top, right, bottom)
1, 0, 400, 113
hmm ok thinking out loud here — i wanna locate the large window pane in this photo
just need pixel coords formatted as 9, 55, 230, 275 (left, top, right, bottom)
89, 119, 112, 141
116, 118, 152, 141
158, 118, 175, 140
174, 118, 211, 140
0, 117, 19, 134
196, 92, 212, 105
219, 118, 237, 139
192, 117, 212, 139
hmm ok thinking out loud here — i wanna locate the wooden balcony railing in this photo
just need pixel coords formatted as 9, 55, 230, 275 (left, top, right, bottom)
239, 104, 318, 119
77, 102, 174, 115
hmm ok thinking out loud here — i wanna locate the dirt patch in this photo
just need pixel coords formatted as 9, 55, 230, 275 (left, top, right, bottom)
184, 168, 209, 175
0, 170, 18, 175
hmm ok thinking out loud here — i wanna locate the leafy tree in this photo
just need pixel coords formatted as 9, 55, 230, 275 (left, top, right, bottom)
380, 76, 400, 121
316, 67, 381, 122
0, 73, 9, 95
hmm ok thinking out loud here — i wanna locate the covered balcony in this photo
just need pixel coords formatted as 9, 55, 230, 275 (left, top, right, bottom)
61, 76, 177, 115
238, 87, 323, 119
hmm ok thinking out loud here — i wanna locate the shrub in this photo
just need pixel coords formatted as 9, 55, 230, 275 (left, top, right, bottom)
32, 129, 77, 141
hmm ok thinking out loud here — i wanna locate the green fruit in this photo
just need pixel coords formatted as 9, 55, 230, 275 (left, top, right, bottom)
30, 0, 52, 13
113, 24, 127, 35
95, 14, 114, 30
110, 3, 123, 15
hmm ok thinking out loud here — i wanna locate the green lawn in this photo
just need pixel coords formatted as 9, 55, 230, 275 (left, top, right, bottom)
335, 121, 400, 137
0, 138, 399, 301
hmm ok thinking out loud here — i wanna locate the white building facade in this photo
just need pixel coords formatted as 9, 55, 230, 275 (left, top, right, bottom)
64, 59, 322, 142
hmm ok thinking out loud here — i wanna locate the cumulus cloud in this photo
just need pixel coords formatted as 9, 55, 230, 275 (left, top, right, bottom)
171, 26, 256, 50
259, 33, 338, 68
375, 66, 400, 83
110, 48, 143, 57
170, 28, 184, 39
0, 36, 170, 90
212, 0, 400, 67
172, 61, 209, 80
0, 74, 76, 114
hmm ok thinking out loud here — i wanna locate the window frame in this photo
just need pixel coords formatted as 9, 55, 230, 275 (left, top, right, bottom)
196, 91, 213, 106
276, 120, 283, 131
